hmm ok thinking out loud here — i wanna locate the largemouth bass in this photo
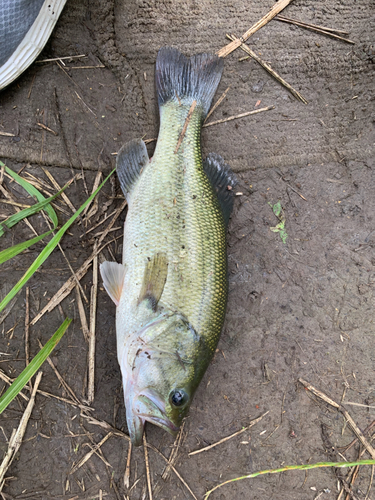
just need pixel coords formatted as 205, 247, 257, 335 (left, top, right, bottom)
100, 47, 237, 446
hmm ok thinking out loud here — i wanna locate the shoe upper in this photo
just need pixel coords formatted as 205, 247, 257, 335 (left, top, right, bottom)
0, 0, 45, 67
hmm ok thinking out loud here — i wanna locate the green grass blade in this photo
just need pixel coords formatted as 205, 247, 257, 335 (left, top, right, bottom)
0, 318, 72, 413
0, 185, 68, 237
0, 168, 115, 313
204, 459, 375, 499
0, 230, 54, 265
0, 162, 58, 228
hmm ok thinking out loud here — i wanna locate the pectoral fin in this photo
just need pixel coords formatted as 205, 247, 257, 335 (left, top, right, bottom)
138, 253, 168, 311
100, 261, 126, 306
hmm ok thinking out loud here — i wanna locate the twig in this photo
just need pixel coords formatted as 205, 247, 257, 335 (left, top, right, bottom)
204, 86, 231, 123
217, 0, 294, 58
174, 101, 197, 154
0, 372, 43, 491
299, 378, 375, 459
203, 106, 274, 128
189, 412, 269, 456
70, 432, 112, 474
143, 433, 153, 500
276, 15, 354, 44
226, 33, 308, 104
0, 132, 15, 137
123, 441, 132, 489
87, 245, 98, 404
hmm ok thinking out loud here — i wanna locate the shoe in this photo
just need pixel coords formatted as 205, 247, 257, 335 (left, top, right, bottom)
0, 0, 67, 91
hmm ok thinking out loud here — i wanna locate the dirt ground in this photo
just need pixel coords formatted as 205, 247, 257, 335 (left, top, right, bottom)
1, 0, 375, 499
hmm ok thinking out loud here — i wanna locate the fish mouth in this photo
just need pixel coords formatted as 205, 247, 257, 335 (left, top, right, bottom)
125, 389, 179, 446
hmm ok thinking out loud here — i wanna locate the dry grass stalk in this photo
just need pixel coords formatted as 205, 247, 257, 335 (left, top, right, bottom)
143, 433, 153, 500
342, 421, 375, 454
37, 123, 58, 136
0, 131, 15, 137
147, 442, 198, 500
31, 229, 124, 326
75, 286, 90, 342
203, 106, 274, 128
276, 15, 355, 44
217, 0, 294, 57
82, 415, 198, 500
37, 54, 86, 63
0, 369, 93, 410
70, 432, 112, 474
37, 339, 82, 406
42, 168, 76, 213
82, 171, 103, 222
123, 441, 132, 489
24, 287, 30, 366
66, 65, 105, 70
204, 86, 231, 123
162, 421, 185, 481
189, 411, 269, 456
299, 378, 375, 459
174, 100, 197, 154
365, 464, 374, 500
80, 209, 117, 237
226, 34, 308, 104
87, 245, 98, 404
41, 212, 89, 303
0, 371, 43, 491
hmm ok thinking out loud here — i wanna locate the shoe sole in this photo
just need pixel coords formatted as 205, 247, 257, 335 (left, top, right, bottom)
0, 0, 67, 91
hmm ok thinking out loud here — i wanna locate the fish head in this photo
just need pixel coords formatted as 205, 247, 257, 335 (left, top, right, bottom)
122, 312, 210, 446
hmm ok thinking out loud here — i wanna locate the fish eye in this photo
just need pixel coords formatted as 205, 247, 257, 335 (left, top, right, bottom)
170, 389, 189, 407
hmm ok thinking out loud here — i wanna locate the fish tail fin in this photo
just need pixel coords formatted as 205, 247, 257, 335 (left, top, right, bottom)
155, 47, 224, 118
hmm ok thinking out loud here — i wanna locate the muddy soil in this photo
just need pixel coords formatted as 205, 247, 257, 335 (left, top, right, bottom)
1, 0, 375, 499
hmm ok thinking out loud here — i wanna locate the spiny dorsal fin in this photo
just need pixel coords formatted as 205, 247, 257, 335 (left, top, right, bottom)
116, 138, 149, 198
100, 261, 126, 306
155, 47, 224, 118
203, 153, 238, 227
137, 253, 168, 311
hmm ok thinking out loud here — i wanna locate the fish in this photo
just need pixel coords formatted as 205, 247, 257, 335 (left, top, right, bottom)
100, 47, 237, 446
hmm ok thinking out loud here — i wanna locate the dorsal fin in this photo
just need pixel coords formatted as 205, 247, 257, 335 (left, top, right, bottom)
137, 253, 168, 311
100, 261, 126, 306
116, 138, 149, 198
203, 153, 238, 226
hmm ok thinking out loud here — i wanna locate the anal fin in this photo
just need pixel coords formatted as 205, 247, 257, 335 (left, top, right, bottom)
138, 253, 168, 311
100, 261, 126, 306
203, 153, 238, 226
116, 138, 149, 198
